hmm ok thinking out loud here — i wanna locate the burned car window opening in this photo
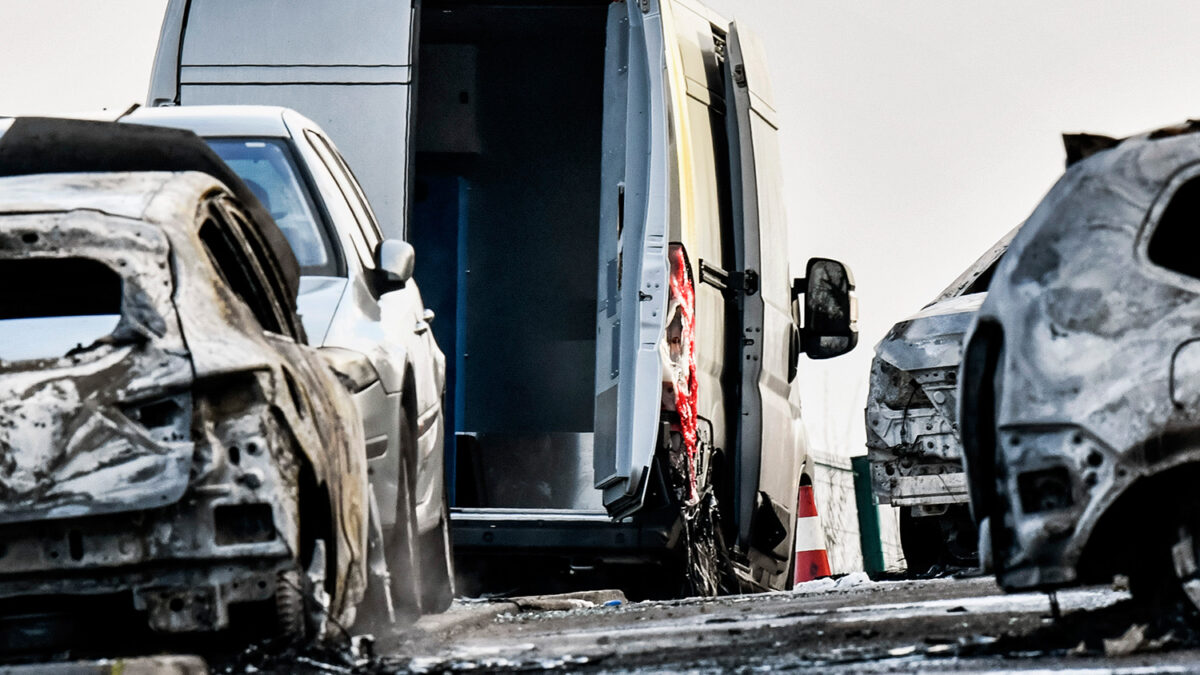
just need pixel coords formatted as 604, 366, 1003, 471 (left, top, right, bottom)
1149, 174, 1200, 280
962, 257, 1001, 296
220, 200, 304, 341
207, 138, 340, 277
198, 212, 286, 336
0, 257, 123, 362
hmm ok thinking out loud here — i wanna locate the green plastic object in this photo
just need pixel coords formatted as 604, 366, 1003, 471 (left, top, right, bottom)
852, 455, 885, 576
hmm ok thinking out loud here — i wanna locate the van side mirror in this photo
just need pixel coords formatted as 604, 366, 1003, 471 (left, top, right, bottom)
793, 258, 858, 360
377, 239, 415, 284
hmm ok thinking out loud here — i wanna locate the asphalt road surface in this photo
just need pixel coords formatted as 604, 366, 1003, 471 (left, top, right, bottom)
195, 574, 1200, 673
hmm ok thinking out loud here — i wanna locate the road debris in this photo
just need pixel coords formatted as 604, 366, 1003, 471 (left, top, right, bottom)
794, 571, 874, 594
1104, 624, 1150, 657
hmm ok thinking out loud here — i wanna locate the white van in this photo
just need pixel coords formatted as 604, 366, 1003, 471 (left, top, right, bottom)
149, 0, 857, 595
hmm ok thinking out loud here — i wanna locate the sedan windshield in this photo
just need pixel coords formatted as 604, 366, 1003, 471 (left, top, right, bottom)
207, 138, 339, 277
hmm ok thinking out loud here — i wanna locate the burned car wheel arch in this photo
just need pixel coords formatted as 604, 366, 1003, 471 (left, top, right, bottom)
1076, 455, 1200, 584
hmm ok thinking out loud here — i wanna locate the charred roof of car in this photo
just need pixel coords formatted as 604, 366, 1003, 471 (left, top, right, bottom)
0, 116, 300, 300
929, 224, 1021, 305
1063, 119, 1200, 167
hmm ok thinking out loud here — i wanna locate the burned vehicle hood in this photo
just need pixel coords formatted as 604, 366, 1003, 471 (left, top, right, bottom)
0, 181, 194, 524
876, 293, 986, 374
869, 226, 1014, 444
877, 222, 1017, 375
867, 287, 985, 483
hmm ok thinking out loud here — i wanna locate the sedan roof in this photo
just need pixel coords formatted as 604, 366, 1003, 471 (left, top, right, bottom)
123, 105, 294, 138
0, 116, 300, 300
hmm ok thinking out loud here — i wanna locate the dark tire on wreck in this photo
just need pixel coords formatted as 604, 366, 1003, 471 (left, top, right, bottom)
419, 488, 456, 614
900, 505, 979, 576
1128, 514, 1200, 631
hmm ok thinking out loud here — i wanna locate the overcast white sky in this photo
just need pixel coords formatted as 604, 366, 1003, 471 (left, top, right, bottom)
3, 1, 1199, 458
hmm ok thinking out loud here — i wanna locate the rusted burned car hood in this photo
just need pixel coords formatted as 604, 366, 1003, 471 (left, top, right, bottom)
961, 124, 1200, 588
876, 294, 986, 375
0, 182, 193, 524
867, 296, 983, 474
871, 224, 1016, 435
867, 226, 1015, 472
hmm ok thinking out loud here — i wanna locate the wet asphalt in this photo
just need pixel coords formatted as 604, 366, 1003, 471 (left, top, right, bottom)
199, 575, 1200, 673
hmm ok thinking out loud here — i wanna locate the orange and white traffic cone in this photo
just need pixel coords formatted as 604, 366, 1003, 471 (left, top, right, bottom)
794, 484, 832, 583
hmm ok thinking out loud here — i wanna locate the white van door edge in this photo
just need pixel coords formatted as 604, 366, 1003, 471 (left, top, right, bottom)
593, 0, 672, 520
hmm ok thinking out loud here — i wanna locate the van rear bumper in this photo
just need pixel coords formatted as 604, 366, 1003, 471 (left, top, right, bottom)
450, 508, 672, 553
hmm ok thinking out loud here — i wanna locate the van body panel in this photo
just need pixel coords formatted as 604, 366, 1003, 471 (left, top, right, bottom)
181, 0, 412, 65
667, 2, 734, 493
148, 0, 415, 239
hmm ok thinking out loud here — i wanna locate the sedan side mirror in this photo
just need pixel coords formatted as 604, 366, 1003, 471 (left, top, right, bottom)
377, 239, 415, 284
794, 258, 858, 360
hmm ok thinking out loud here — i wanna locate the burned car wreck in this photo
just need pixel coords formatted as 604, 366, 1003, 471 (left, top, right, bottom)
867, 229, 1014, 573
961, 120, 1200, 614
0, 119, 368, 651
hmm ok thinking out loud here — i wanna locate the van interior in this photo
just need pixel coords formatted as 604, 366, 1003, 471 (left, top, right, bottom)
408, 1, 609, 511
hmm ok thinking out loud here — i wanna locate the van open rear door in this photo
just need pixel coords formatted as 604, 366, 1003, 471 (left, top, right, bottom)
593, 0, 673, 519
722, 21, 799, 556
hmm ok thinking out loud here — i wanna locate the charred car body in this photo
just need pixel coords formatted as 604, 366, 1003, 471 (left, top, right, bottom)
867, 230, 1014, 573
0, 119, 368, 649
961, 122, 1200, 612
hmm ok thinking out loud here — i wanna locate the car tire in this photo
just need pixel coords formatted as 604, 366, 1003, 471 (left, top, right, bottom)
273, 537, 328, 644
386, 411, 424, 619
901, 506, 979, 576
419, 488, 456, 613
900, 507, 939, 575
